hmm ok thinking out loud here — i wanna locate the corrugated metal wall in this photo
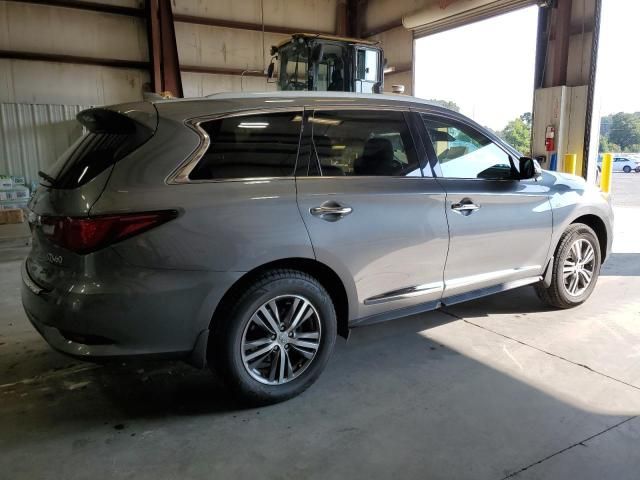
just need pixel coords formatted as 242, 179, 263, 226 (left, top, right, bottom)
0, 103, 87, 184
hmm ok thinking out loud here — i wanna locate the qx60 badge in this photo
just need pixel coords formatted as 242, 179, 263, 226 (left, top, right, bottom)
47, 253, 63, 265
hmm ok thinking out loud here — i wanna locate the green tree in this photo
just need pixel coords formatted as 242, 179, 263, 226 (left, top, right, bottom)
608, 112, 640, 151
428, 99, 461, 112
598, 135, 620, 153
499, 113, 531, 155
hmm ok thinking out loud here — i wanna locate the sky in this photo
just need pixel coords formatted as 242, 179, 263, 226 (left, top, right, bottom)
596, 0, 640, 117
414, 1, 640, 131
414, 6, 538, 131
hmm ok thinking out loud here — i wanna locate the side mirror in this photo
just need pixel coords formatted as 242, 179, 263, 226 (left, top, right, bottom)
519, 156, 542, 180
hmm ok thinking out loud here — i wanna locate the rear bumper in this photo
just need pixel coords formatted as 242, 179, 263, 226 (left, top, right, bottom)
21, 260, 241, 361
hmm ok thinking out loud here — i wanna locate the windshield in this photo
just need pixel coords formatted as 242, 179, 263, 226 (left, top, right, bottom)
278, 42, 309, 91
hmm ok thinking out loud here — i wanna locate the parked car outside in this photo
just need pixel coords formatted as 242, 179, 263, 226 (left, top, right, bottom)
22, 92, 614, 404
598, 155, 640, 173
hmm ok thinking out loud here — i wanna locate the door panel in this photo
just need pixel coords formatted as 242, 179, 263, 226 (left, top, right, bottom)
297, 177, 449, 320
418, 112, 553, 298
296, 108, 449, 322
438, 179, 552, 296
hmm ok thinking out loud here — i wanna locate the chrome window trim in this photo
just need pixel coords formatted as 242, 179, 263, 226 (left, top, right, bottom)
166, 107, 304, 185
364, 281, 444, 305
166, 104, 422, 184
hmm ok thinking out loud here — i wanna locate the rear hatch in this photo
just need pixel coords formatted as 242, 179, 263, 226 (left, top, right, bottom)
26, 102, 158, 290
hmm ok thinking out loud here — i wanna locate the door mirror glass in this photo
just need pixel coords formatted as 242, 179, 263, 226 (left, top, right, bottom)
519, 156, 541, 180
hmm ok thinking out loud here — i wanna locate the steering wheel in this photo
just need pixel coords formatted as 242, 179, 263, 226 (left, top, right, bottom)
285, 76, 307, 91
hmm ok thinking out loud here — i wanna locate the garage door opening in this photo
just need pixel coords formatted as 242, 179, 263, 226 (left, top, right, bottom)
595, 0, 640, 179
414, 6, 538, 155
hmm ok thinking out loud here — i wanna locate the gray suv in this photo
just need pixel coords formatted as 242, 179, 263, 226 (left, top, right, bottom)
22, 92, 613, 404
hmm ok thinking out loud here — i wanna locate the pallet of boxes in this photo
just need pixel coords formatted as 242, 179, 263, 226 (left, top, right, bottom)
0, 175, 30, 224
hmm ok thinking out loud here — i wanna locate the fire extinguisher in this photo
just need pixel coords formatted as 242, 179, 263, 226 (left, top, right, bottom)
545, 125, 555, 152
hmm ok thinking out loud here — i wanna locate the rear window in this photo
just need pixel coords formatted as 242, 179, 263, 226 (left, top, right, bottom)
189, 111, 303, 180
42, 106, 156, 189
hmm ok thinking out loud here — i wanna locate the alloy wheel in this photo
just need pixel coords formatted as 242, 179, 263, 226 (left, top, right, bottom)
241, 295, 321, 385
563, 238, 596, 296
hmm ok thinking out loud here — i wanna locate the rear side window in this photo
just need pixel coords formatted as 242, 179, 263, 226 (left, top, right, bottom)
189, 111, 302, 180
307, 110, 420, 177
44, 107, 156, 189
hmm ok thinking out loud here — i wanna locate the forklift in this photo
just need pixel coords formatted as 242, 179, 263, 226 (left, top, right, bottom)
267, 33, 385, 93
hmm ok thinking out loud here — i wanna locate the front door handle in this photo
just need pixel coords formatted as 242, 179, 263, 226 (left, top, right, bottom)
451, 199, 480, 216
310, 202, 353, 221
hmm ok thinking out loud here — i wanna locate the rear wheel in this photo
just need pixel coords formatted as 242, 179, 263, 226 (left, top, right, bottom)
623, 165, 631, 173
535, 224, 601, 308
210, 269, 336, 405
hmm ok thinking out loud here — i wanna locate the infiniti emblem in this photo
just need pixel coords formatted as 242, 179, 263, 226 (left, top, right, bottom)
47, 253, 63, 265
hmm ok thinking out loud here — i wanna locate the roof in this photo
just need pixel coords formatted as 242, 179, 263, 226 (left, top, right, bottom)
150, 91, 462, 123
276, 33, 380, 48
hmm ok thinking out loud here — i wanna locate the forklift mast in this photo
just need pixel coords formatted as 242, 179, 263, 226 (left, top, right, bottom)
269, 33, 385, 93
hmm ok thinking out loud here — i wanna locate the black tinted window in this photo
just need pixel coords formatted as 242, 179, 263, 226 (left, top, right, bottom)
44, 108, 155, 189
190, 112, 302, 180
422, 115, 514, 180
309, 110, 420, 177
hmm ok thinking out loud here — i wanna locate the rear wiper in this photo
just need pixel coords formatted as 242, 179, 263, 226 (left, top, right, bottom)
37, 170, 57, 184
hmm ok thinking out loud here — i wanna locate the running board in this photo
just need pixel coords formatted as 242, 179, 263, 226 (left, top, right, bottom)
441, 276, 542, 306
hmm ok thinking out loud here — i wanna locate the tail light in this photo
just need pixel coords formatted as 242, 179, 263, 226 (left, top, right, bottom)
41, 210, 178, 254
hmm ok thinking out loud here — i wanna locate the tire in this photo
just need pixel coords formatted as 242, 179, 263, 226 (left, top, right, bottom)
210, 269, 337, 405
635, 166, 640, 173
535, 224, 601, 308
623, 165, 631, 173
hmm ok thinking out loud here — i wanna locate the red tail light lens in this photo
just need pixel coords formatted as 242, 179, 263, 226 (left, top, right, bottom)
41, 210, 178, 254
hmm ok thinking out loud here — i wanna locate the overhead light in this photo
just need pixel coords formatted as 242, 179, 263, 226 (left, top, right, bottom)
331, 145, 346, 150
264, 99, 294, 103
290, 115, 342, 126
383, 66, 396, 74
309, 117, 342, 126
238, 122, 269, 129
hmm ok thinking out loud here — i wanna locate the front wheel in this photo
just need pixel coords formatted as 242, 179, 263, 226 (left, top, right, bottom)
210, 269, 337, 405
535, 224, 601, 308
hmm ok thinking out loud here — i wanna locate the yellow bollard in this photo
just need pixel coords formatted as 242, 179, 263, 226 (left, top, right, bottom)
601, 153, 613, 194
564, 153, 577, 175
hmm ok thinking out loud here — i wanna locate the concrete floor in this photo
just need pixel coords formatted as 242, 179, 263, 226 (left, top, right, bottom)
1, 173, 639, 479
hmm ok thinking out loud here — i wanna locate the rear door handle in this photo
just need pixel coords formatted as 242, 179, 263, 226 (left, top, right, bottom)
310, 202, 353, 221
451, 199, 480, 215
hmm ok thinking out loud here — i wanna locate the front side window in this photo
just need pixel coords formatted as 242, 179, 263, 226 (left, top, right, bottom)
308, 110, 420, 177
189, 111, 302, 180
278, 42, 309, 91
422, 115, 515, 180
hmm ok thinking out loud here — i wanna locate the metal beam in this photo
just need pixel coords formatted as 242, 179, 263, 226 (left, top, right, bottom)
362, 18, 403, 38
146, 0, 183, 97
180, 65, 265, 77
4, 0, 144, 17
173, 14, 332, 36
549, 0, 573, 87
0, 50, 148, 70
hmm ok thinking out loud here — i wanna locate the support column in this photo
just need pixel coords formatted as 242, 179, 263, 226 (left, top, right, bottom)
146, 0, 183, 98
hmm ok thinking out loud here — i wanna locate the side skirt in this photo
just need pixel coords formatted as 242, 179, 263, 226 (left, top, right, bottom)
349, 276, 542, 328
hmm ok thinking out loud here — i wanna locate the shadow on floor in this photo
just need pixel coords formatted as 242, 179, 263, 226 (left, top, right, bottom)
601, 253, 640, 276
